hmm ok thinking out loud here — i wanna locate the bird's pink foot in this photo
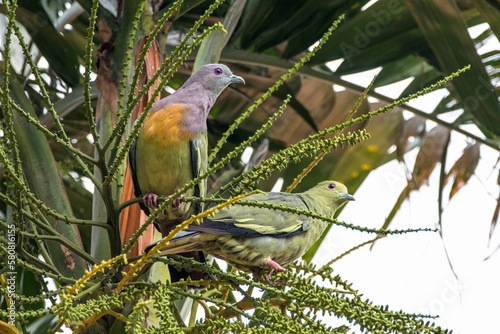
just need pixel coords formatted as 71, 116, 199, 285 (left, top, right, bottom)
167, 195, 182, 209
143, 193, 158, 208
263, 260, 285, 282
267, 259, 285, 272
250, 261, 285, 282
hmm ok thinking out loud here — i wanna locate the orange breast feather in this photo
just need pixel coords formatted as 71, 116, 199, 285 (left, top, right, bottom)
142, 104, 194, 146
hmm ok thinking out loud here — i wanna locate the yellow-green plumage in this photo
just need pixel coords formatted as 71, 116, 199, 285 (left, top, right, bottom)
135, 125, 207, 222
150, 181, 354, 278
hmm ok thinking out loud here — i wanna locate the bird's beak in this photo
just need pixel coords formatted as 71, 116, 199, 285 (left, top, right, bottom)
342, 193, 355, 201
230, 75, 245, 85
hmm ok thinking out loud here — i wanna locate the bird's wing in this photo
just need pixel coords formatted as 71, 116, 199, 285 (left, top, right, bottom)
188, 193, 311, 237
190, 133, 208, 215
129, 137, 150, 216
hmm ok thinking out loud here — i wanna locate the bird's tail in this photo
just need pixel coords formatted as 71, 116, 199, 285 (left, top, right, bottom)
144, 231, 207, 283
145, 231, 202, 256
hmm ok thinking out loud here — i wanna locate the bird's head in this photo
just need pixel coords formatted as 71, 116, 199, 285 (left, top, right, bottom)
194, 64, 245, 98
307, 180, 355, 209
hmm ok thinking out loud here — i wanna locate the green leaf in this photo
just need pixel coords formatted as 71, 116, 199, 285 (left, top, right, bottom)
193, 0, 246, 69
405, 0, 500, 136
432, 93, 462, 115
26, 315, 56, 334
397, 66, 442, 98
335, 28, 428, 75
283, 0, 371, 58
62, 172, 93, 251
471, 0, 500, 41
157, 0, 207, 20
232, 0, 277, 49
40, 0, 69, 25
373, 55, 435, 87
234, 0, 369, 55
63, 28, 90, 61
309, 0, 417, 65
40, 83, 98, 128
250, 0, 343, 53
17, 267, 44, 313
15, 0, 81, 86
207, 118, 287, 153
6, 72, 87, 278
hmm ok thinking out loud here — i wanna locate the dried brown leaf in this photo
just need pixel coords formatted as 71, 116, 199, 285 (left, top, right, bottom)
412, 125, 451, 188
120, 36, 160, 258
396, 116, 426, 162
446, 142, 480, 199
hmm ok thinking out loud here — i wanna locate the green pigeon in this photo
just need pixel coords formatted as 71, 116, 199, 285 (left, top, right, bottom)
146, 181, 354, 280
129, 64, 244, 281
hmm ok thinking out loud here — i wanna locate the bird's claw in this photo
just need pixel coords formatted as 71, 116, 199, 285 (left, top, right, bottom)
264, 269, 275, 282
142, 194, 182, 209
267, 259, 285, 272
168, 194, 182, 209
251, 260, 285, 283
143, 193, 158, 208
265, 260, 285, 284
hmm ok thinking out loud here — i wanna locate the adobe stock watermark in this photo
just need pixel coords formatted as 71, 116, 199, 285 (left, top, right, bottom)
383, 168, 407, 192
5, 221, 17, 326
340, 0, 405, 63
462, 75, 497, 113
420, 278, 464, 316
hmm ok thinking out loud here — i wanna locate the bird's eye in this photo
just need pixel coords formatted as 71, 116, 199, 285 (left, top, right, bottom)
328, 183, 335, 189
214, 68, 223, 75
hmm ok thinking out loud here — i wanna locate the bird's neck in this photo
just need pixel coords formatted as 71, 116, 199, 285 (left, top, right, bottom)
177, 82, 218, 109
301, 193, 336, 217
176, 85, 213, 134
166, 83, 213, 135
